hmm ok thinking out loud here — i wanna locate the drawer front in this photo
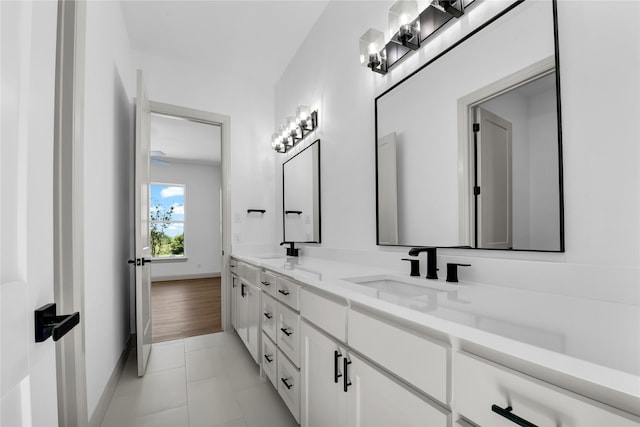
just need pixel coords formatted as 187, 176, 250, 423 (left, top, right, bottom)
260, 270, 278, 297
277, 303, 300, 367
300, 288, 348, 342
261, 293, 278, 341
262, 333, 277, 389
276, 276, 300, 310
242, 263, 260, 286
454, 352, 640, 427
348, 309, 449, 405
277, 349, 301, 423
229, 258, 238, 275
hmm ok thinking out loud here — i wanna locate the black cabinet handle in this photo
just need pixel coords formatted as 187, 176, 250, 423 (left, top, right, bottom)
343, 357, 352, 392
281, 377, 293, 390
280, 327, 292, 337
261, 281, 270, 286
264, 354, 273, 363
278, 289, 290, 296
241, 283, 246, 297
334, 350, 343, 383
491, 405, 538, 427
263, 312, 273, 320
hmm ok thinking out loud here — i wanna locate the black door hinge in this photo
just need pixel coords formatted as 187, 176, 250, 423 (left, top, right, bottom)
474, 186, 481, 196
473, 123, 480, 132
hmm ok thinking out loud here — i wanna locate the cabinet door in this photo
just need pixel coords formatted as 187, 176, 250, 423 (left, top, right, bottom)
245, 281, 261, 363
301, 321, 346, 427
345, 353, 450, 427
231, 275, 239, 330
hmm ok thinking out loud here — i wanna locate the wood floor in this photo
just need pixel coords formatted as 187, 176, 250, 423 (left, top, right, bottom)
151, 277, 222, 343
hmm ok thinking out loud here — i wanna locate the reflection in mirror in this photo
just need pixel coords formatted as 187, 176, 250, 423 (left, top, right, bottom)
375, 0, 563, 251
283, 139, 321, 243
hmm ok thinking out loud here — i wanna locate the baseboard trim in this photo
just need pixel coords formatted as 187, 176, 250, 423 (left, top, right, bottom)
88, 335, 134, 427
152, 272, 221, 282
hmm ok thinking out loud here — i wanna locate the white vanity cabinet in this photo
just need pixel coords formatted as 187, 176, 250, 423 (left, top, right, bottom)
232, 260, 262, 364
454, 351, 640, 427
301, 320, 449, 427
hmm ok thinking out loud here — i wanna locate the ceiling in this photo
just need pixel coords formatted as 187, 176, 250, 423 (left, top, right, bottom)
120, 0, 331, 87
150, 114, 221, 166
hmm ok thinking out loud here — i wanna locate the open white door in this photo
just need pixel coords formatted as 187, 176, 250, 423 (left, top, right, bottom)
476, 107, 513, 249
134, 70, 153, 376
1, 1, 61, 424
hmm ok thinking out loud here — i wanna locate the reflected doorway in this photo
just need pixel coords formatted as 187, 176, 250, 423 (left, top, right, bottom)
148, 112, 223, 342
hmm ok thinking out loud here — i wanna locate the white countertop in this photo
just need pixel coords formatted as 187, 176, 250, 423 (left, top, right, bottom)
232, 253, 640, 406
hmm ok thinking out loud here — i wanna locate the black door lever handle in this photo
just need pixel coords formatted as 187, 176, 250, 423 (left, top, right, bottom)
128, 258, 141, 266
35, 303, 80, 342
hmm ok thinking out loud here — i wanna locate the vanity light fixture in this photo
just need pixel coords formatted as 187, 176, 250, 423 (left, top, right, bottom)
389, 0, 421, 51
431, 0, 464, 18
359, 28, 388, 74
272, 105, 318, 153
361, 0, 472, 74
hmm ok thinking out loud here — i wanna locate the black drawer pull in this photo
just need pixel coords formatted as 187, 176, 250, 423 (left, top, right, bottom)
334, 350, 343, 383
278, 289, 290, 296
261, 281, 270, 286
491, 405, 538, 427
241, 283, 246, 297
343, 357, 352, 392
263, 312, 273, 320
264, 354, 273, 363
281, 377, 293, 390
280, 327, 292, 336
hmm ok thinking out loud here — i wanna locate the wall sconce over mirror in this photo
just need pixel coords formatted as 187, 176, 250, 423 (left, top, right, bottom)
359, 0, 475, 74
272, 105, 318, 153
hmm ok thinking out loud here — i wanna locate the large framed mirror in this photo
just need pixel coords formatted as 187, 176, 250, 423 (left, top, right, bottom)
375, 0, 563, 251
283, 139, 321, 243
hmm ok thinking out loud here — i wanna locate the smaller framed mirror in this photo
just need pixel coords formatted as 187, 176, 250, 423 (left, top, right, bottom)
283, 139, 321, 243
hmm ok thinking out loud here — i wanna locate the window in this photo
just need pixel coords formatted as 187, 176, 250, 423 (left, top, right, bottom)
150, 183, 185, 258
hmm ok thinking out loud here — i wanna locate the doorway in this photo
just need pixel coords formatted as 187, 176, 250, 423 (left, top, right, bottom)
148, 112, 222, 342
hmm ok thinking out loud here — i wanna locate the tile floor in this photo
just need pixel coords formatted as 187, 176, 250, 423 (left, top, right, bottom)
101, 331, 298, 427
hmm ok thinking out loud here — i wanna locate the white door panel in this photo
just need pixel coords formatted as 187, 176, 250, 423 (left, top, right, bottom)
1, 0, 60, 424
135, 70, 153, 376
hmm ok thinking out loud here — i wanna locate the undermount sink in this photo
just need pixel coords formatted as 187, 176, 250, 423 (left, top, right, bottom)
343, 275, 447, 299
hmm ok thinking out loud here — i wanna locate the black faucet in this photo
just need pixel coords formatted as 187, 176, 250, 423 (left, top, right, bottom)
280, 241, 299, 257
407, 247, 438, 279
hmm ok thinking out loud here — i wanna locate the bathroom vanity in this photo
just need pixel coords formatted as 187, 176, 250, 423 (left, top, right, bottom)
230, 254, 640, 427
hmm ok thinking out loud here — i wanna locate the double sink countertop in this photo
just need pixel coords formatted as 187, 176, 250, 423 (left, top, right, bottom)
231, 253, 640, 412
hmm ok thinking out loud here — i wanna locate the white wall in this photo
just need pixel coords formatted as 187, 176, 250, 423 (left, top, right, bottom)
150, 162, 222, 279
132, 51, 277, 254
83, 1, 134, 417
274, 0, 639, 305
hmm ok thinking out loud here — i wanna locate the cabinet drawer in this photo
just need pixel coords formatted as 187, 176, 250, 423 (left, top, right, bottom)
277, 303, 300, 367
260, 270, 278, 297
276, 276, 300, 310
242, 263, 260, 286
229, 259, 238, 275
277, 349, 301, 424
262, 333, 277, 389
348, 309, 449, 405
261, 293, 277, 342
300, 288, 348, 342
454, 352, 640, 427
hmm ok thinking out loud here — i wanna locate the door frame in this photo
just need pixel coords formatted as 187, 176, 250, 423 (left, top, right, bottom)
148, 101, 232, 332
53, 0, 89, 425
457, 55, 556, 247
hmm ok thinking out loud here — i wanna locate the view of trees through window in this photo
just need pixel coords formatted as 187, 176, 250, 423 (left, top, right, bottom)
150, 184, 185, 257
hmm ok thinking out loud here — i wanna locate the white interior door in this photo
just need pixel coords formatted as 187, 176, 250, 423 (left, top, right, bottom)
476, 107, 513, 249
377, 132, 399, 245
1, 1, 60, 424
135, 70, 153, 376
